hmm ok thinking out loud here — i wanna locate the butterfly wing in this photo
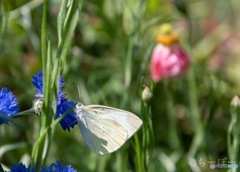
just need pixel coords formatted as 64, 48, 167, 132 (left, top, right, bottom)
77, 107, 128, 154
86, 105, 143, 138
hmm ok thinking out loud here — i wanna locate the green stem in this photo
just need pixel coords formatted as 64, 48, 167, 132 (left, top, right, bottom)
140, 81, 154, 172
187, 68, 204, 158
141, 100, 154, 172
134, 134, 143, 172
31, 108, 71, 170
30, 0, 48, 170
184, 3, 204, 159
0, 10, 7, 53
14, 108, 35, 117
227, 102, 240, 171
124, 36, 134, 88
142, 102, 148, 172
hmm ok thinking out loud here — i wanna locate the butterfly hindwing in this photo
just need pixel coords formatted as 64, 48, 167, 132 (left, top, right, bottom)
86, 105, 143, 138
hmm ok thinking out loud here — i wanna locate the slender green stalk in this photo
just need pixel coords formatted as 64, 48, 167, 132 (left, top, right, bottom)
141, 94, 154, 171
120, 151, 127, 172
134, 134, 143, 172
121, 1, 147, 171
185, 7, 204, 160
13, 108, 35, 117
123, 0, 145, 88
41, 0, 48, 77
187, 68, 204, 158
138, 78, 154, 172
31, 103, 74, 171
227, 96, 240, 172
52, 0, 83, 87
30, 0, 48, 170
0, 5, 7, 53
124, 37, 134, 88
31, 0, 55, 170
41, 41, 54, 166
30, 1, 84, 171
57, 0, 67, 45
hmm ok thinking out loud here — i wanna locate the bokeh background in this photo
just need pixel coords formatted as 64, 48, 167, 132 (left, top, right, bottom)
1, 0, 240, 171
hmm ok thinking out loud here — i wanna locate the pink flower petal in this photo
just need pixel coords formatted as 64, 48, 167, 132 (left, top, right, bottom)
150, 43, 190, 82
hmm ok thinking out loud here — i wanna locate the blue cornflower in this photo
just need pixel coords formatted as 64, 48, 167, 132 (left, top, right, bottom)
10, 162, 35, 172
32, 71, 65, 100
0, 87, 19, 124
32, 70, 78, 131
32, 71, 44, 98
57, 99, 77, 131
41, 161, 77, 172
10, 162, 76, 172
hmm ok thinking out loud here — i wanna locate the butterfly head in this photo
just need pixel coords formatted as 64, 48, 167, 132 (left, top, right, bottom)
75, 102, 84, 114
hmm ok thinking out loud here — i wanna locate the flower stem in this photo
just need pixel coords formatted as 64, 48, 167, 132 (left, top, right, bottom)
227, 99, 240, 172
134, 134, 143, 172
30, 0, 48, 169
141, 100, 154, 172
13, 108, 35, 117
30, 108, 71, 170
187, 68, 204, 158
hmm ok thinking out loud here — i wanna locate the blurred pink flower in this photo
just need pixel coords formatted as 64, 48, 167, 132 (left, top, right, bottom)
150, 43, 190, 82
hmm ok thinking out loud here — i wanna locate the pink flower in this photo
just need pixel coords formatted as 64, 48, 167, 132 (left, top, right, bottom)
150, 43, 190, 82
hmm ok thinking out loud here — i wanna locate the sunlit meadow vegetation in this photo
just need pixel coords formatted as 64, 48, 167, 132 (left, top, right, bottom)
0, 0, 240, 171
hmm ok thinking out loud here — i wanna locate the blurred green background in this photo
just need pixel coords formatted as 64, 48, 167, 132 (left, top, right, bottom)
1, 0, 240, 171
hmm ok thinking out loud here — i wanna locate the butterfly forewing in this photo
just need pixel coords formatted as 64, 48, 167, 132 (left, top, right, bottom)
86, 105, 143, 138
77, 107, 128, 154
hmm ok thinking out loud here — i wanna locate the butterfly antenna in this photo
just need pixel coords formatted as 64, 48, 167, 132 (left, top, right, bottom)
72, 81, 82, 103
77, 86, 82, 103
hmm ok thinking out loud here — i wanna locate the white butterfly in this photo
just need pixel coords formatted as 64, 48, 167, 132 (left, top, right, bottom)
75, 103, 143, 154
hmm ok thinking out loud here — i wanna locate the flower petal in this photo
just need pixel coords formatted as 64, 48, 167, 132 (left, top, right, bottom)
0, 88, 19, 124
